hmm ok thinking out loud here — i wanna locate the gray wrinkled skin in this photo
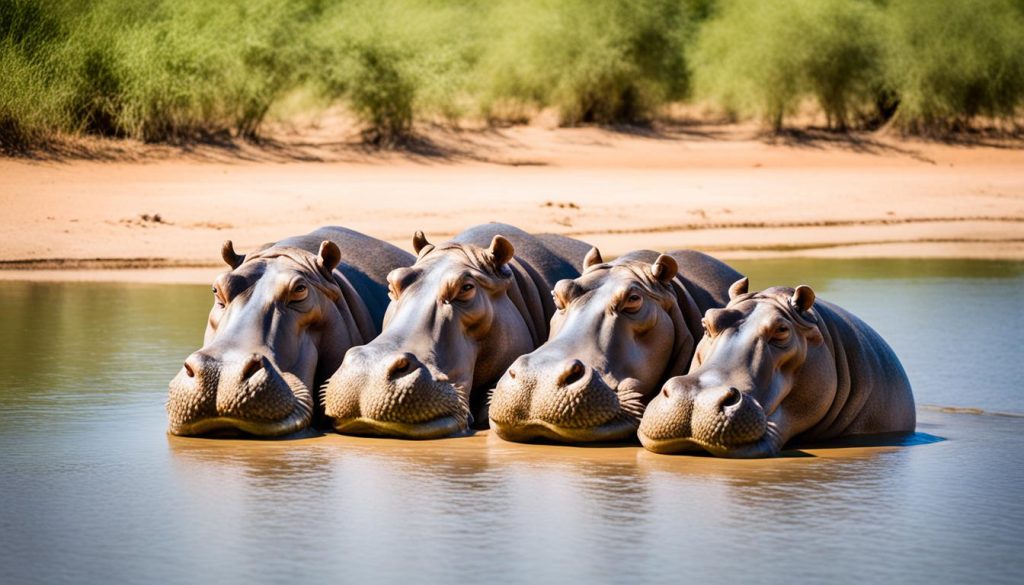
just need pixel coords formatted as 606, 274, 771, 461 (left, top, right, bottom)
167, 227, 413, 437
639, 281, 916, 457
490, 249, 741, 443
324, 223, 590, 439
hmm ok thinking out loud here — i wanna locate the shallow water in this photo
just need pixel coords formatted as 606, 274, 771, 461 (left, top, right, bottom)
0, 259, 1022, 585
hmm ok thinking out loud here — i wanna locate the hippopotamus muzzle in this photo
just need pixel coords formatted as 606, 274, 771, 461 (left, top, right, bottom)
490, 354, 644, 443
638, 375, 768, 455
323, 345, 471, 439
167, 350, 313, 437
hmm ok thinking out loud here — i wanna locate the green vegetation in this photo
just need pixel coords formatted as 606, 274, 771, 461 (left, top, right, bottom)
883, 0, 1024, 133
691, 0, 886, 131
477, 0, 689, 125
1, 0, 1022, 152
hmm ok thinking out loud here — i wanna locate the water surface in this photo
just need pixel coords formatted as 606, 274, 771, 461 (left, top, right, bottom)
0, 259, 1022, 585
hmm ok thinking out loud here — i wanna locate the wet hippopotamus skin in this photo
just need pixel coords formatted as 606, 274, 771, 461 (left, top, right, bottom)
489, 248, 743, 443
638, 279, 916, 457
166, 227, 414, 437
323, 223, 592, 439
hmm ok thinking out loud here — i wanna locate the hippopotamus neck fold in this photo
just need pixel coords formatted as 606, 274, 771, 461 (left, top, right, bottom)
504, 257, 553, 348
662, 277, 707, 382
331, 269, 379, 349
796, 300, 915, 441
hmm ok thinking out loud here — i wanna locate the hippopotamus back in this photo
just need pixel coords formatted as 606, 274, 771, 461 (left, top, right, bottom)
639, 282, 916, 457
801, 299, 916, 440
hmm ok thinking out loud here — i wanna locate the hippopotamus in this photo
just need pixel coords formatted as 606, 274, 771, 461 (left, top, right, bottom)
323, 223, 591, 439
166, 227, 414, 437
638, 279, 916, 457
489, 248, 742, 443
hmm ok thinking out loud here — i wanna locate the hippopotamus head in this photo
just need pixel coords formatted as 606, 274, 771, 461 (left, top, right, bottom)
490, 249, 693, 442
167, 240, 362, 437
639, 279, 832, 457
324, 232, 534, 438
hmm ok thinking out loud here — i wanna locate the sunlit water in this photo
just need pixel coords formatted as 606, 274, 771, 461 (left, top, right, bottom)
0, 259, 1022, 585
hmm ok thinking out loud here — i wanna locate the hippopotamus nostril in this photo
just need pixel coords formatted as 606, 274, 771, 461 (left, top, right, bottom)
661, 386, 670, 399
508, 368, 516, 380
184, 352, 211, 380
719, 387, 742, 410
559, 359, 586, 387
240, 354, 264, 381
386, 353, 418, 380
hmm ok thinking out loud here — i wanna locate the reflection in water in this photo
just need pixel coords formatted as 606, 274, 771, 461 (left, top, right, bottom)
1, 262, 1024, 585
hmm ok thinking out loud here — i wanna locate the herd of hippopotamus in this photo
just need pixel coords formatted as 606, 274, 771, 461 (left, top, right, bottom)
166, 224, 916, 458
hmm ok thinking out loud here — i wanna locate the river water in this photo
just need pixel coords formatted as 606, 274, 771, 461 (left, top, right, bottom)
0, 259, 1022, 585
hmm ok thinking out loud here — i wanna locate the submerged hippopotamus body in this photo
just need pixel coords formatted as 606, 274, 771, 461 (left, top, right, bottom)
489, 248, 742, 443
639, 280, 916, 457
324, 223, 591, 439
166, 227, 414, 437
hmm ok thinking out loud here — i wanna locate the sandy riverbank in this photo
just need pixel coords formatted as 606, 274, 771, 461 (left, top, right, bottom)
1, 123, 1022, 283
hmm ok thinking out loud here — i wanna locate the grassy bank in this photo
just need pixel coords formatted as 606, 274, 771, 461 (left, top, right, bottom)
1, 0, 1023, 152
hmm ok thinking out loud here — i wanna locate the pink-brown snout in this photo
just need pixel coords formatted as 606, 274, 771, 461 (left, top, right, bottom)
639, 375, 767, 454
490, 353, 635, 442
167, 348, 307, 437
323, 344, 468, 439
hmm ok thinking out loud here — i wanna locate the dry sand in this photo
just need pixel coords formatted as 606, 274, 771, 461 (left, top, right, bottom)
1, 123, 1022, 283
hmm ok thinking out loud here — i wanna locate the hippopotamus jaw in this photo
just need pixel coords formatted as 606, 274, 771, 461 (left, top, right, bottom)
489, 374, 646, 443
636, 433, 705, 455
167, 372, 314, 438
492, 413, 640, 443
639, 412, 783, 458
167, 369, 314, 438
332, 414, 469, 439
324, 359, 472, 439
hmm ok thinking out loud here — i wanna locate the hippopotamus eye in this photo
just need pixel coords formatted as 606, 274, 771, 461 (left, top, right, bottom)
291, 283, 309, 303
770, 325, 792, 346
621, 292, 643, 314
212, 287, 225, 309
454, 282, 476, 302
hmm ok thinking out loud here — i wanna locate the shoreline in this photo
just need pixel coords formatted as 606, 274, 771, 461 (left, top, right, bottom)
2, 123, 1022, 283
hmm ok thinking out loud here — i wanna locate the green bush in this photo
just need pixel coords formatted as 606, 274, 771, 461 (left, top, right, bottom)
884, 0, 1024, 132
310, 0, 477, 146
691, 0, 885, 131
110, 1, 311, 142
2, 0, 1024, 152
478, 0, 690, 125
0, 0, 67, 150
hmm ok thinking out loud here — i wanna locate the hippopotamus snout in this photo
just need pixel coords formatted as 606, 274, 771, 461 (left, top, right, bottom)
167, 349, 311, 437
638, 376, 767, 454
490, 354, 637, 442
324, 344, 469, 439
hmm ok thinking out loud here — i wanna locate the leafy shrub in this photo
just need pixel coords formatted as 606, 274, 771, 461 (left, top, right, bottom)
478, 0, 691, 125
883, 0, 1024, 132
691, 0, 885, 130
311, 0, 477, 146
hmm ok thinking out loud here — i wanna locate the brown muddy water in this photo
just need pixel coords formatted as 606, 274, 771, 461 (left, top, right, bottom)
0, 259, 1022, 585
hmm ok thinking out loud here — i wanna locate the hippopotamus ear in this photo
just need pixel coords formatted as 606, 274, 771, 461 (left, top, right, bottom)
412, 230, 434, 257
651, 254, 678, 284
583, 247, 604, 272
489, 235, 515, 267
728, 277, 749, 300
791, 285, 815, 313
317, 240, 342, 273
221, 240, 245, 269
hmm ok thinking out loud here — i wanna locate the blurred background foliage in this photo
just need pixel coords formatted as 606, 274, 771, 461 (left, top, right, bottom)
1, 0, 1022, 150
